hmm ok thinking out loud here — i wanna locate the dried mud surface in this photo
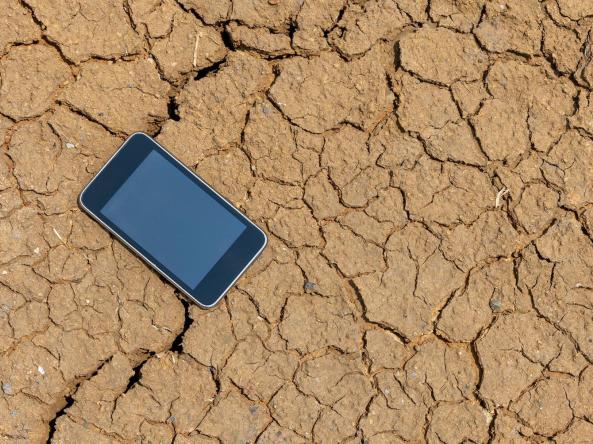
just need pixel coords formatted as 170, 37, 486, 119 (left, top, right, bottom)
1, 0, 593, 443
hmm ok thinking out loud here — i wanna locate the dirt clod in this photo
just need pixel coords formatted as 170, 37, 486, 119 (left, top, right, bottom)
0, 45, 70, 120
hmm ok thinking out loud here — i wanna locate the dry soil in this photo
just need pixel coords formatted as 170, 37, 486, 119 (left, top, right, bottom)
1, 0, 593, 443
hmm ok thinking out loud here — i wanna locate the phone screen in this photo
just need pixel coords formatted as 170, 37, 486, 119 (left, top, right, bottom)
80, 133, 266, 307
100, 149, 247, 288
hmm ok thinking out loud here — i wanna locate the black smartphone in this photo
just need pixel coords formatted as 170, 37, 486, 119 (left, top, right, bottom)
79, 132, 267, 308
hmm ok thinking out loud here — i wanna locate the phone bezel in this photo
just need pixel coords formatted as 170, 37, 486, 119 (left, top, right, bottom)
79, 132, 267, 308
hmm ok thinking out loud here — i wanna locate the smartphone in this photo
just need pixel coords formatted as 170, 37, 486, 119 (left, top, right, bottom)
79, 132, 267, 308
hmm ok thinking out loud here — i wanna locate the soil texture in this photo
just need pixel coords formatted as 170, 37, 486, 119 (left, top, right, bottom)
1, 0, 593, 442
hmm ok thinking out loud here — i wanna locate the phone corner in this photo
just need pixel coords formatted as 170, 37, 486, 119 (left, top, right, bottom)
175, 284, 222, 310
193, 293, 225, 310
255, 226, 268, 251
260, 231, 269, 251
128, 131, 152, 142
199, 299, 224, 310
77, 188, 88, 212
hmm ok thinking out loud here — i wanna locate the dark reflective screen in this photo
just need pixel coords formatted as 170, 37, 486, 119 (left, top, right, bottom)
100, 150, 246, 288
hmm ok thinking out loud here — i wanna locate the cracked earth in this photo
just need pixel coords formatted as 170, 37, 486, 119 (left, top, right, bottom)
1, 0, 593, 442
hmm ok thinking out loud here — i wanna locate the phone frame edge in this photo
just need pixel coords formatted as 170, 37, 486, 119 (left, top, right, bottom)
78, 131, 268, 309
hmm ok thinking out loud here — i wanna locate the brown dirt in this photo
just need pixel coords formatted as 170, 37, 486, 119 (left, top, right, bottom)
1, 0, 593, 442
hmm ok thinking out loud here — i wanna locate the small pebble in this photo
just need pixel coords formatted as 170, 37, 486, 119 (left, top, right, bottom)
2, 382, 13, 395
304, 282, 316, 291
9, 410, 17, 417
65, 142, 76, 149
37, 366, 45, 375
249, 405, 258, 415
489, 298, 502, 311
